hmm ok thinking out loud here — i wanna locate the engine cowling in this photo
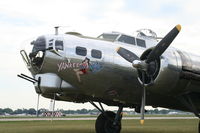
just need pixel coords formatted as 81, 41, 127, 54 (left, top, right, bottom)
137, 48, 182, 94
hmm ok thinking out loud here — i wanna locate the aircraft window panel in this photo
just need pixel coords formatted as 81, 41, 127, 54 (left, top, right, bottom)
55, 40, 64, 50
76, 46, 87, 56
118, 35, 135, 45
91, 49, 102, 59
98, 34, 119, 41
32, 36, 46, 53
49, 43, 53, 47
136, 38, 146, 48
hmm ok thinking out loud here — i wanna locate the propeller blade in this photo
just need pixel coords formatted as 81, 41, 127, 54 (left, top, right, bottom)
116, 47, 139, 63
140, 88, 146, 125
140, 71, 146, 125
146, 24, 181, 63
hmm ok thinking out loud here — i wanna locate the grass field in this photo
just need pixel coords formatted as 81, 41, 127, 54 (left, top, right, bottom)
0, 119, 198, 133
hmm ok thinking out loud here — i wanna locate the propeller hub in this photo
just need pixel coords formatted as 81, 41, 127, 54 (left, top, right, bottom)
132, 60, 147, 71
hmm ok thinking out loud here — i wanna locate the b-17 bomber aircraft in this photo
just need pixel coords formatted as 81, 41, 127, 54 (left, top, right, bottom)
18, 24, 200, 133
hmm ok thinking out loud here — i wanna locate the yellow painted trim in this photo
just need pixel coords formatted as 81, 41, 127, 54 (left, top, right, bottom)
176, 24, 181, 31
140, 120, 144, 125
116, 47, 121, 52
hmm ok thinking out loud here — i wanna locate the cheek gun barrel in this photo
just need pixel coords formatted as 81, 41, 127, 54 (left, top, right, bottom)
17, 73, 38, 84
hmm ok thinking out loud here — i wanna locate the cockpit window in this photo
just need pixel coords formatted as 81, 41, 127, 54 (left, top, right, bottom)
29, 36, 46, 69
136, 38, 146, 48
32, 36, 46, 53
118, 35, 135, 45
55, 40, 64, 51
98, 34, 119, 41
48, 39, 53, 48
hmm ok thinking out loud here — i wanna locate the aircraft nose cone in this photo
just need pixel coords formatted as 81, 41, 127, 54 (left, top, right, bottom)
132, 60, 141, 68
132, 60, 148, 71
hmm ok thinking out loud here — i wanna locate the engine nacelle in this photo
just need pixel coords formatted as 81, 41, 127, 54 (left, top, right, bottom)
138, 48, 182, 94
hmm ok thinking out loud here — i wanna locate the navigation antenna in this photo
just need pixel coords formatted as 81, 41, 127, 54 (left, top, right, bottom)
54, 26, 71, 35
54, 26, 59, 35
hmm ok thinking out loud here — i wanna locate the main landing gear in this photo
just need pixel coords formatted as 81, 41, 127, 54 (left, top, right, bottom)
90, 101, 123, 133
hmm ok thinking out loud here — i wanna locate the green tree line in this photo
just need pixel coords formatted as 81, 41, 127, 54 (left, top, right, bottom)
0, 108, 188, 115
0, 108, 38, 115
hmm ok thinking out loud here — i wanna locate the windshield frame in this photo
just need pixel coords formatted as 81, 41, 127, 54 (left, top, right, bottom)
97, 33, 119, 41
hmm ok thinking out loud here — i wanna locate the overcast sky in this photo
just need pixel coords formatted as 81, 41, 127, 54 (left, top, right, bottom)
0, 0, 200, 111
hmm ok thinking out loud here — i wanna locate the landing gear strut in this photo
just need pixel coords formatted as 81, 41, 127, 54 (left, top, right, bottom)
89, 101, 123, 133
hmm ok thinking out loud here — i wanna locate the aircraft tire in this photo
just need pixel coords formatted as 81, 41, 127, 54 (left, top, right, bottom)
95, 111, 121, 133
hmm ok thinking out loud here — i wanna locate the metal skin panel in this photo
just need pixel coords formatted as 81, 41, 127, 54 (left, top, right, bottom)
183, 52, 200, 74
38, 35, 146, 105
145, 48, 182, 94
24, 34, 200, 112
35, 73, 62, 93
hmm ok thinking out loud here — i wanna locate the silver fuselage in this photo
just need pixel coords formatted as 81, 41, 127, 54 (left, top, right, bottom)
21, 33, 200, 111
